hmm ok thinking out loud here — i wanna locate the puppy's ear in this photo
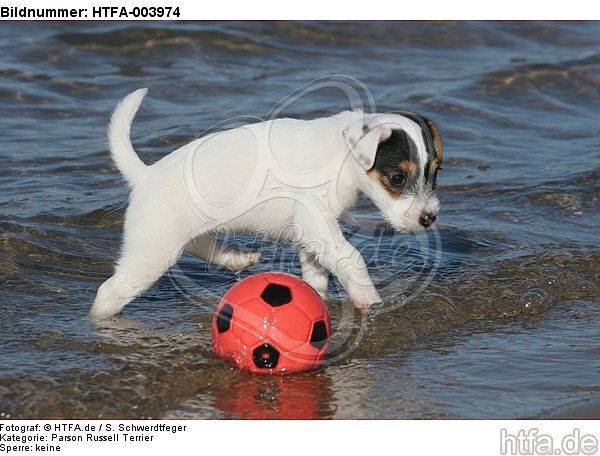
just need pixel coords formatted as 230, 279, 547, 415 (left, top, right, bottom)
343, 118, 392, 170
424, 118, 443, 164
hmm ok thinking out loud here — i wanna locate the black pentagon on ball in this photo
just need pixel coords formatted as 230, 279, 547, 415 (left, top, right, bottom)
309, 320, 328, 350
260, 283, 292, 307
216, 303, 234, 333
252, 343, 280, 369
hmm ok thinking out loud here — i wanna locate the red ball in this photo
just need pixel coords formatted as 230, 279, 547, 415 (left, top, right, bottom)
211, 272, 330, 375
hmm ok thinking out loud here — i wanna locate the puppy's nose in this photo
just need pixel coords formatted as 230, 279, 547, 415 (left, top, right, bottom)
419, 213, 437, 228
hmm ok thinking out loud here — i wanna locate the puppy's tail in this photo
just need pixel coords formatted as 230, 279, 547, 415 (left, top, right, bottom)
107, 88, 149, 186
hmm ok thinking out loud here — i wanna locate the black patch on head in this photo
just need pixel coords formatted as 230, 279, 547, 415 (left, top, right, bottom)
371, 129, 417, 174
370, 129, 419, 194
396, 111, 440, 188
419, 116, 437, 183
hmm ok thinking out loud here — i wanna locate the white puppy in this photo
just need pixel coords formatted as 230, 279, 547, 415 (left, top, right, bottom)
90, 88, 443, 320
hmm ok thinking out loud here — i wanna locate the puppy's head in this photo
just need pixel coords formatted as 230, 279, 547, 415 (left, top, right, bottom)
344, 112, 443, 233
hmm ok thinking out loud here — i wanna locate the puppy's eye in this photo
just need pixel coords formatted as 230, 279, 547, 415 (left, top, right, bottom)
389, 173, 407, 187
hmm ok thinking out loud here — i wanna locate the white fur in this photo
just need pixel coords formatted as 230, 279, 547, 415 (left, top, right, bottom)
89, 89, 440, 320
107, 88, 149, 186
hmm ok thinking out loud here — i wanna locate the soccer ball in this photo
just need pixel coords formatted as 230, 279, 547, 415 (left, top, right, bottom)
211, 272, 330, 375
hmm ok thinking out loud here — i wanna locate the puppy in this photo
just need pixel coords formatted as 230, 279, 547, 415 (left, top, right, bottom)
90, 88, 443, 320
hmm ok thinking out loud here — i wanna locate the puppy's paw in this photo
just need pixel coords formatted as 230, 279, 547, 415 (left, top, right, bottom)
90, 274, 144, 321
89, 282, 127, 321
303, 277, 329, 298
349, 287, 382, 310
353, 300, 383, 311
315, 289, 329, 300
226, 251, 261, 271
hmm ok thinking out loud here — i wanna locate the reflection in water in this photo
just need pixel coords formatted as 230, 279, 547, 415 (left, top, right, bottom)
211, 372, 336, 419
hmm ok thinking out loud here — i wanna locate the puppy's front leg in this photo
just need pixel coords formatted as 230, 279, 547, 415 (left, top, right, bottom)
295, 212, 381, 309
319, 239, 381, 309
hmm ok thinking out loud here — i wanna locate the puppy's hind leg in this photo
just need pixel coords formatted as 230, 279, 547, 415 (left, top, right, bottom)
90, 208, 194, 320
90, 242, 185, 320
185, 234, 261, 271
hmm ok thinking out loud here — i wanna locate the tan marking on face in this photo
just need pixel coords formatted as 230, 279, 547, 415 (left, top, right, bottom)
368, 161, 418, 199
368, 169, 401, 199
425, 119, 443, 168
399, 160, 418, 177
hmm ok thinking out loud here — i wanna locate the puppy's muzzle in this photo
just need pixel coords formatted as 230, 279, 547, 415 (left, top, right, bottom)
419, 212, 437, 228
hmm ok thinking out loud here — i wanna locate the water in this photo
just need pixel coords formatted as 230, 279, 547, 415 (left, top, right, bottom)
0, 21, 599, 419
